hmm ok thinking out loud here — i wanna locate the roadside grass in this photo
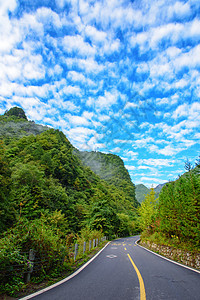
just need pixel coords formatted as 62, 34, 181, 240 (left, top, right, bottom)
0, 241, 108, 300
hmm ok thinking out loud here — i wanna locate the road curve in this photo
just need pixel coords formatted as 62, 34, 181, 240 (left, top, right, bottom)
20, 236, 200, 300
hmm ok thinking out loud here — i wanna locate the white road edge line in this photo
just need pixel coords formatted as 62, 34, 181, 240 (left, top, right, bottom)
19, 242, 110, 300
135, 239, 200, 274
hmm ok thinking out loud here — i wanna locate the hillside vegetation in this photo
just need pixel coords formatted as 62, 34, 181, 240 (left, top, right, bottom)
0, 107, 49, 143
135, 184, 150, 203
135, 183, 166, 203
0, 107, 139, 236
139, 163, 200, 252
0, 107, 140, 295
75, 150, 138, 208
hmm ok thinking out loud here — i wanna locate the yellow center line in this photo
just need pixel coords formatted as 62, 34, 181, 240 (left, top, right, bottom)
127, 253, 146, 300
124, 247, 127, 250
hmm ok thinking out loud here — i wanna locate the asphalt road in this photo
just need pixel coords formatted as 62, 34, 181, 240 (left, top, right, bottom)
22, 236, 200, 300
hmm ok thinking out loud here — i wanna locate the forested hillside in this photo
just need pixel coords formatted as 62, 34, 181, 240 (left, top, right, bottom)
139, 163, 200, 251
0, 108, 139, 237
135, 184, 150, 203
0, 107, 49, 143
0, 107, 140, 295
135, 183, 166, 203
75, 150, 138, 208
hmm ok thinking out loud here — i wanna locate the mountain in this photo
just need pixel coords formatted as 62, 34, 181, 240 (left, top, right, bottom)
154, 183, 167, 194
75, 150, 138, 208
135, 184, 150, 203
135, 183, 167, 203
0, 106, 49, 142
0, 107, 139, 237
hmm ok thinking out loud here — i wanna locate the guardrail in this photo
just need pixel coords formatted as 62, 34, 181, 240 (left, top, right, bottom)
0, 236, 107, 284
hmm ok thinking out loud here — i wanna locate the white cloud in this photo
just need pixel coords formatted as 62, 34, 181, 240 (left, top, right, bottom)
67, 71, 86, 82
131, 17, 200, 54
186, 18, 200, 38
156, 97, 169, 105
96, 90, 118, 110
166, 46, 182, 58
111, 147, 121, 153
173, 102, 200, 120
124, 102, 138, 110
67, 70, 95, 86
61, 100, 80, 112
83, 111, 94, 119
102, 38, 120, 54
189, 102, 200, 120
140, 177, 167, 186
139, 158, 175, 167
18, 12, 44, 38
114, 139, 132, 144
0, 0, 17, 15
138, 166, 155, 170
174, 44, 200, 70
66, 114, 90, 126
36, 7, 63, 28
62, 35, 96, 57
0, 0, 20, 54
168, 1, 191, 20
150, 62, 172, 78
158, 145, 184, 156
66, 57, 104, 74
132, 137, 153, 148
48, 65, 63, 78
85, 25, 107, 43
62, 85, 81, 96
136, 62, 149, 74
67, 127, 96, 148
24, 55, 45, 80
194, 132, 200, 139
174, 78, 188, 89
172, 103, 188, 119
125, 165, 136, 171
125, 150, 138, 159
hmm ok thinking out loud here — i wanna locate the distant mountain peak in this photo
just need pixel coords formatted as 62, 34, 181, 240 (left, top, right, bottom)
4, 107, 28, 120
135, 182, 167, 203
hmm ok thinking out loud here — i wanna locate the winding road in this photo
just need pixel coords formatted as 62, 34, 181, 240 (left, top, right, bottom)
21, 236, 200, 300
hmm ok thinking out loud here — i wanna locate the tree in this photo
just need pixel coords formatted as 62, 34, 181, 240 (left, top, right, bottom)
88, 200, 119, 236
184, 159, 193, 172
0, 141, 14, 232
138, 188, 157, 232
4, 107, 28, 120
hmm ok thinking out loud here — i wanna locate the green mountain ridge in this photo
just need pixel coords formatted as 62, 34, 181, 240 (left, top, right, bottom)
135, 184, 150, 203
0, 107, 139, 237
75, 150, 138, 208
0, 107, 49, 143
135, 183, 167, 203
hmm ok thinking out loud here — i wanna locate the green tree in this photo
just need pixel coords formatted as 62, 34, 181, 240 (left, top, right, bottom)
4, 107, 27, 120
88, 200, 119, 236
0, 140, 14, 232
138, 188, 157, 232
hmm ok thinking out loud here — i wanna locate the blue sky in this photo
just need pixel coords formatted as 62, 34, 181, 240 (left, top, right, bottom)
0, 0, 200, 187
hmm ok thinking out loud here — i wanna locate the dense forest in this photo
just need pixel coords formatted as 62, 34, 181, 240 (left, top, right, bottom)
0, 107, 140, 295
139, 162, 200, 251
75, 150, 138, 208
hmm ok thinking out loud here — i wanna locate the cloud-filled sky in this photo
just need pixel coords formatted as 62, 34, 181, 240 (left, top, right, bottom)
0, 0, 200, 187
